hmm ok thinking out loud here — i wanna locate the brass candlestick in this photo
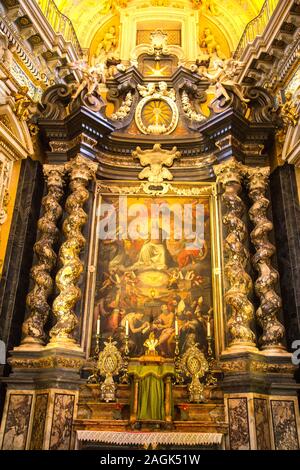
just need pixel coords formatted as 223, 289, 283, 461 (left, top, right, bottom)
174, 329, 183, 384
87, 331, 101, 384
95, 332, 101, 356
124, 332, 129, 356
120, 332, 130, 384
175, 333, 180, 356
205, 320, 217, 387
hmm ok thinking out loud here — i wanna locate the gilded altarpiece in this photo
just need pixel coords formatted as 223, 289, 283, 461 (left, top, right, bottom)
82, 181, 224, 360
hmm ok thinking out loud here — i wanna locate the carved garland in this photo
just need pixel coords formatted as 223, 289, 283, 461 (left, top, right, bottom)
111, 92, 133, 121
181, 90, 206, 123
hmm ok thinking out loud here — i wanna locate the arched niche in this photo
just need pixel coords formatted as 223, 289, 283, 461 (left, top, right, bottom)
88, 14, 121, 65
119, 6, 199, 64
0, 103, 33, 157
198, 16, 232, 59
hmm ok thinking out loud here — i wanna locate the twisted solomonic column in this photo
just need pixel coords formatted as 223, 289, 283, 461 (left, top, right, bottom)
246, 167, 286, 353
21, 165, 65, 348
49, 155, 98, 348
214, 158, 257, 352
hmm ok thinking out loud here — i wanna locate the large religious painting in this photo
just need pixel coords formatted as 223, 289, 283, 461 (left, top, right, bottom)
91, 184, 218, 359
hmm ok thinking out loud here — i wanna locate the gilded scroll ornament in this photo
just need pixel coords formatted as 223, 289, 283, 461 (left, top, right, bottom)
214, 158, 256, 350
246, 167, 286, 352
21, 165, 65, 347
49, 156, 98, 347
12, 86, 37, 121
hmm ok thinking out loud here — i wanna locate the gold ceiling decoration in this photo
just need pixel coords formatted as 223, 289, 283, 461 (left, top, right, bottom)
54, 0, 265, 49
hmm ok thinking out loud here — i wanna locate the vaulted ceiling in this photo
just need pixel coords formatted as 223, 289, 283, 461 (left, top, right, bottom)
54, 0, 266, 50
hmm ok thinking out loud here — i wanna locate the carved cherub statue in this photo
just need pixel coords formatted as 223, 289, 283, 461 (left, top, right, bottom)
97, 26, 117, 54
137, 82, 156, 97
202, 28, 217, 56
280, 91, 299, 128
158, 81, 176, 100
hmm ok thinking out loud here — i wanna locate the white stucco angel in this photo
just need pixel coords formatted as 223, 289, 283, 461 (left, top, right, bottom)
201, 57, 249, 105
137, 83, 156, 97
69, 60, 106, 100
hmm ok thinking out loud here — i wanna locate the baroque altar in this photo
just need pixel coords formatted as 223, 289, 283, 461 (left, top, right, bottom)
0, 22, 299, 452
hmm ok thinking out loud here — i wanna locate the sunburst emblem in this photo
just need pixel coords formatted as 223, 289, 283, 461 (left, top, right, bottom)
135, 95, 178, 135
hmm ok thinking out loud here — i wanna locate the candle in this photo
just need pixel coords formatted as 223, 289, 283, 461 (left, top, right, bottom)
175, 319, 179, 336
207, 320, 211, 337
125, 319, 129, 336
96, 316, 101, 335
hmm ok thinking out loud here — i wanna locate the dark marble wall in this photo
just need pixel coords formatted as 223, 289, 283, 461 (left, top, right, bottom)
30, 393, 48, 450
1, 394, 33, 450
49, 393, 75, 450
271, 400, 299, 450
227, 397, 251, 450
270, 164, 300, 349
0, 158, 44, 417
254, 398, 271, 450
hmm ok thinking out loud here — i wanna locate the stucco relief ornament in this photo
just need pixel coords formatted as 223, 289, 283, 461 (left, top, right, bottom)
135, 82, 178, 135
147, 30, 169, 59
181, 90, 207, 122
132, 143, 181, 183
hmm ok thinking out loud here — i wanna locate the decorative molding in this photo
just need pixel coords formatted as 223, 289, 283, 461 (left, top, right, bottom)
132, 144, 180, 183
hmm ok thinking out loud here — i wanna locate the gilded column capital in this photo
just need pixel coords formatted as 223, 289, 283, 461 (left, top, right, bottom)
213, 158, 245, 186
65, 155, 98, 181
43, 164, 66, 187
245, 166, 270, 191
